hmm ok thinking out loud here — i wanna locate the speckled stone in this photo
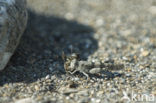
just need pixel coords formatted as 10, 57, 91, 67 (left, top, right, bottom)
0, 0, 27, 71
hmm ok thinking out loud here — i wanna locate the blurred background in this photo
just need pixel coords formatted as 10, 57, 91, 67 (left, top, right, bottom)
0, 0, 156, 103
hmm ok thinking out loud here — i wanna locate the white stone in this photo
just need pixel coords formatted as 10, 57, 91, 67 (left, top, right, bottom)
15, 98, 37, 103
0, 0, 15, 5
148, 6, 156, 15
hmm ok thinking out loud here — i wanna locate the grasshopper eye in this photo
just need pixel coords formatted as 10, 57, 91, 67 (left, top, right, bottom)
71, 53, 79, 60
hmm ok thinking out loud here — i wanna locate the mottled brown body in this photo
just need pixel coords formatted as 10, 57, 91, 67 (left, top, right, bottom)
64, 53, 124, 79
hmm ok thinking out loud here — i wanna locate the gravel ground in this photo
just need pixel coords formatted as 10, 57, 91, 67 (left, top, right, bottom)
0, 0, 156, 103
